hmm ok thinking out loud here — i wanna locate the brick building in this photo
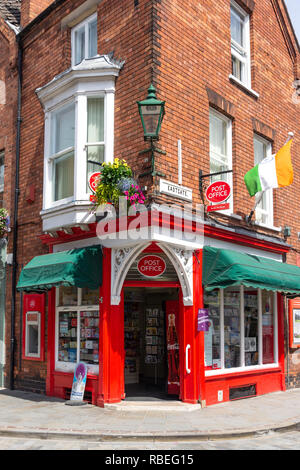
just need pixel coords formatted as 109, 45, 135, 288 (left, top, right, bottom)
2, 0, 300, 407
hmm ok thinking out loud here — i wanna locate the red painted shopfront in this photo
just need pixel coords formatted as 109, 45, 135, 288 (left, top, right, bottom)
18, 211, 293, 408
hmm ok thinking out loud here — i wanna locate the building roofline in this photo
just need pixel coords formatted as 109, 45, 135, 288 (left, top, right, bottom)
282, 0, 300, 53
17, 0, 66, 39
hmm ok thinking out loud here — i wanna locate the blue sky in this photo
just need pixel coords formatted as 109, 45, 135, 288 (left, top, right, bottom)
285, 0, 300, 43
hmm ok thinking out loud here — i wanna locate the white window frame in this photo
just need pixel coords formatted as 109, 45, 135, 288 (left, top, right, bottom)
230, 0, 251, 89
209, 108, 233, 215
25, 311, 41, 359
55, 287, 99, 375
71, 13, 98, 66
43, 89, 113, 210
253, 134, 273, 227
205, 288, 279, 377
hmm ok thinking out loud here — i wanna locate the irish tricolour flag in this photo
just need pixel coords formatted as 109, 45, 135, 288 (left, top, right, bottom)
244, 139, 294, 197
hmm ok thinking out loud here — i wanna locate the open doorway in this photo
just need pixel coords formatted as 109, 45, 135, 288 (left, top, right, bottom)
124, 287, 180, 401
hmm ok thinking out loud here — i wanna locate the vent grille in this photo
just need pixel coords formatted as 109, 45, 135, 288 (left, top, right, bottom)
229, 384, 256, 401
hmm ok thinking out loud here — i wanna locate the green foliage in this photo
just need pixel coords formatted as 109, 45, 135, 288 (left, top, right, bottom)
0, 208, 9, 238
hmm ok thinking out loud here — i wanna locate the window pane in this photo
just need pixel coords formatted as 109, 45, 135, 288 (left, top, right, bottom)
204, 290, 221, 369
224, 288, 241, 369
87, 98, 104, 143
54, 151, 74, 201
210, 113, 227, 156
231, 7, 244, 46
232, 55, 243, 81
81, 287, 99, 305
262, 290, 274, 364
28, 324, 39, 354
254, 137, 271, 223
58, 311, 78, 363
75, 26, 85, 65
58, 286, 78, 306
53, 104, 75, 154
80, 310, 99, 364
244, 289, 259, 366
88, 19, 97, 58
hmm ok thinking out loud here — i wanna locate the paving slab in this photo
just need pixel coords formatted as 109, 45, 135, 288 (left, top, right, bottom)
0, 388, 300, 441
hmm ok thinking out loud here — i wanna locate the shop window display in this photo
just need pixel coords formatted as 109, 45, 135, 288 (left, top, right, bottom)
204, 287, 277, 373
56, 287, 99, 372
244, 289, 258, 366
224, 288, 241, 369
204, 290, 221, 369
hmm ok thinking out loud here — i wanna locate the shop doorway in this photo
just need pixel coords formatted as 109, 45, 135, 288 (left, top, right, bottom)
124, 287, 180, 401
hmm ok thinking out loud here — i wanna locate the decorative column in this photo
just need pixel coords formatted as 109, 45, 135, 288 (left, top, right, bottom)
180, 249, 203, 404
97, 247, 124, 406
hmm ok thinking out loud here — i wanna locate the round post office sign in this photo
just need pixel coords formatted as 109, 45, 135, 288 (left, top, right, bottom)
137, 255, 166, 278
88, 172, 101, 193
205, 181, 231, 204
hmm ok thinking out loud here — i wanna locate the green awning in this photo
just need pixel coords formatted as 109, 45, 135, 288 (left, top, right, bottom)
17, 246, 102, 292
203, 246, 300, 295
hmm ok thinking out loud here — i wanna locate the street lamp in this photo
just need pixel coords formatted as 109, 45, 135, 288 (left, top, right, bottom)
137, 84, 166, 177
137, 84, 165, 141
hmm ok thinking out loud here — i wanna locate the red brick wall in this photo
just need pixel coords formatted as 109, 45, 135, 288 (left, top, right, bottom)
21, 0, 53, 27
4, 0, 300, 391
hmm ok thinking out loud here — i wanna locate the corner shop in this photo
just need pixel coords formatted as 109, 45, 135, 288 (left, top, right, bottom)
16, 209, 300, 407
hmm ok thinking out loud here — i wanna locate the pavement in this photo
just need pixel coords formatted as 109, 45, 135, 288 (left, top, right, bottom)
0, 387, 300, 442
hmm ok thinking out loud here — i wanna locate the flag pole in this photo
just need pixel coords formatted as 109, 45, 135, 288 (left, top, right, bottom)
245, 131, 294, 225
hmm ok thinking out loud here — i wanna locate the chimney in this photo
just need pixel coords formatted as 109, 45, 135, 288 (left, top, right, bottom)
20, 0, 53, 28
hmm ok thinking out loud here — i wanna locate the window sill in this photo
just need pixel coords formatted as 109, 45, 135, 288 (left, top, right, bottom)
205, 363, 280, 377
254, 221, 282, 233
229, 74, 259, 99
40, 200, 96, 232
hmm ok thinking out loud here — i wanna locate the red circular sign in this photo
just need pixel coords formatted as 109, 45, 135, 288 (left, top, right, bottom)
137, 255, 166, 278
88, 172, 101, 193
205, 181, 231, 204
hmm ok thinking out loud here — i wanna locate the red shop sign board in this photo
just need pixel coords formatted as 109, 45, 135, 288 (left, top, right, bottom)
207, 203, 230, 212
137, 255, 166, 278
206, 181, 231, 212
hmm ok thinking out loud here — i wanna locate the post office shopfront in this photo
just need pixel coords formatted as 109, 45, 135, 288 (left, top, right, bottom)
17, 216, 300, 407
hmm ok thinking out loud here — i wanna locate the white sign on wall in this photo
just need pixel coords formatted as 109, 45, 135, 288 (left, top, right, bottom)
159, 179, 192, 202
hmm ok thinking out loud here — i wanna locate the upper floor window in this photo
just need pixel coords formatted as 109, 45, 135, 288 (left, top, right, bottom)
46, 95, 105, 206
51, 104, 75, 202
0, 151, 4, 193
230, 1, 251, 88
254, 135, 273, 226
72, 13, 97, 66
209, 108, 233, 214
209, 109, 232, 181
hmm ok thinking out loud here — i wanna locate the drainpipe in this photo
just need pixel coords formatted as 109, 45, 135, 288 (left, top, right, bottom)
9, 35, 22, 390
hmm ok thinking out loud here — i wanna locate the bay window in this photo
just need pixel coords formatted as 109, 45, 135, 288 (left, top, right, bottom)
37, 54, 123, 231
204, 287, 278, 374
56, 286, 100, 373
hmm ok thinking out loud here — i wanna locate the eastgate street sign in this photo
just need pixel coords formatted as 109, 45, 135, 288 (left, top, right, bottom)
137, 255, 166, 278
159, 179, 193, 202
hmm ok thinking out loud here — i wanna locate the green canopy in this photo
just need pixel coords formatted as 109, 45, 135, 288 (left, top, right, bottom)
203, 246, 300, 295
17, 246, 102, 293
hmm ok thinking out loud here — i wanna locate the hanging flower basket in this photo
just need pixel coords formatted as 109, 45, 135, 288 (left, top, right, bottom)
91, 159, 146, 212
0, 208, 9, 239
